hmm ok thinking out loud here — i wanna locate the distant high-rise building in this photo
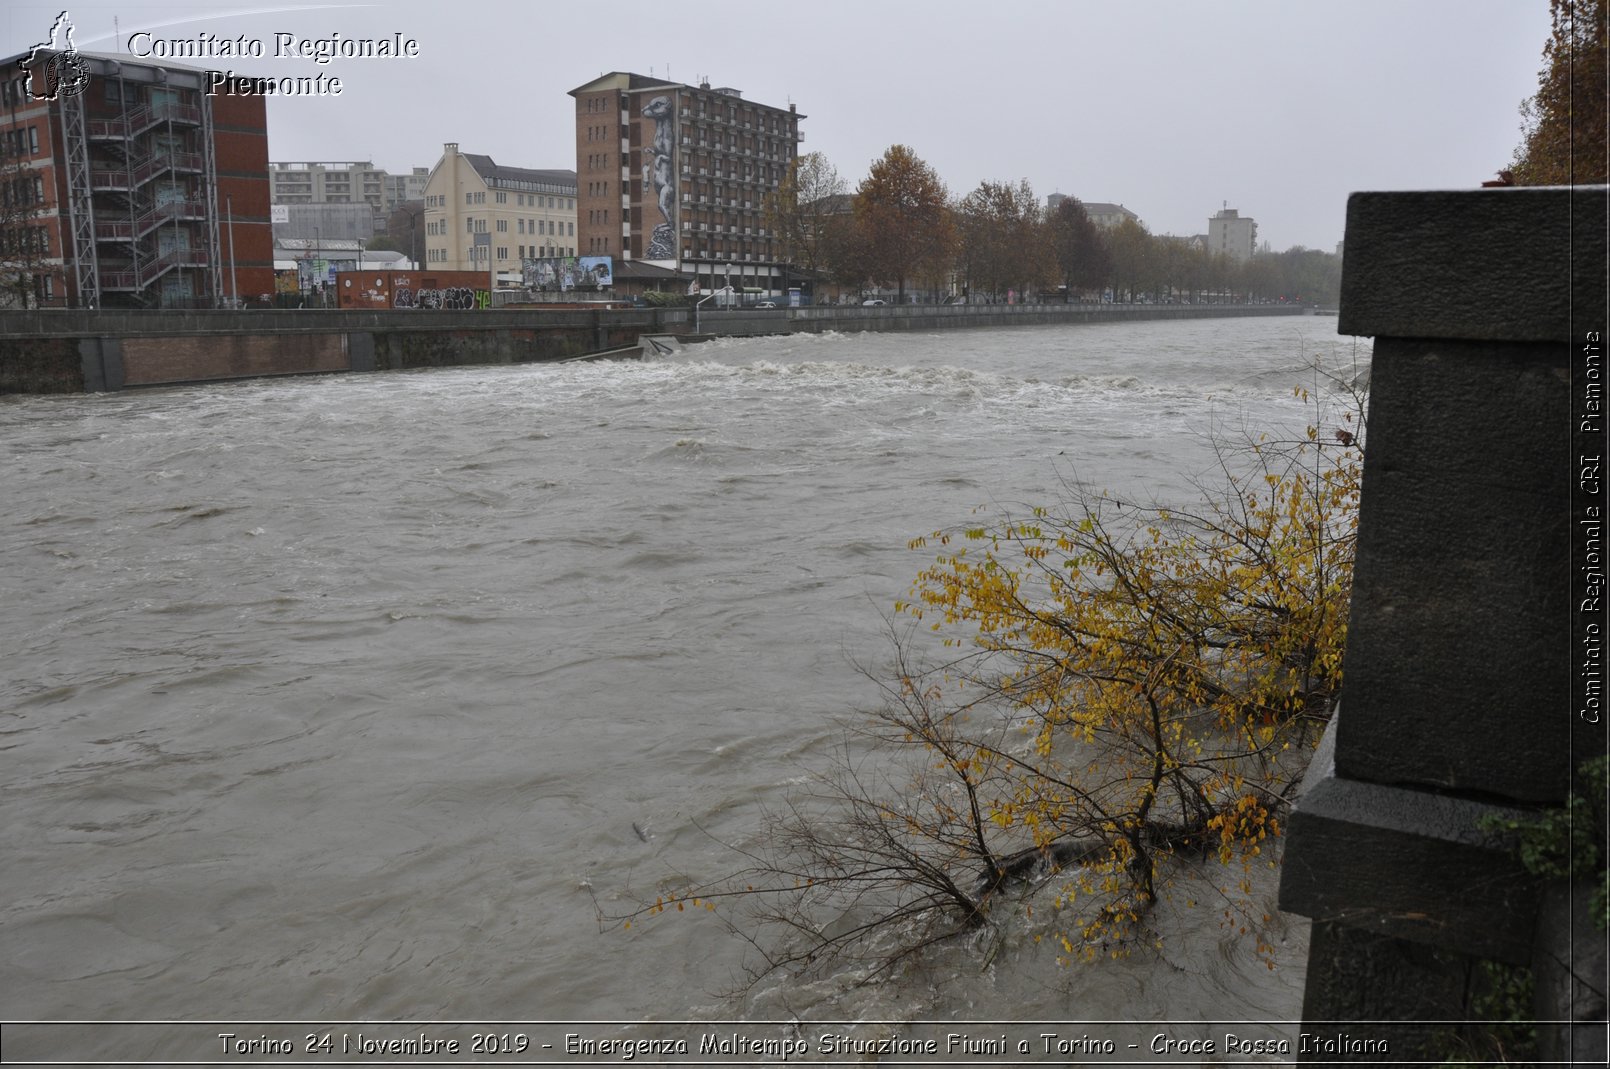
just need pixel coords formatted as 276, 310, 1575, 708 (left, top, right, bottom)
1208, 205, 1257, 262
569, 72, 804, 294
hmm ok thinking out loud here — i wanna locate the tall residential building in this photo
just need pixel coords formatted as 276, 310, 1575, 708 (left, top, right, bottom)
1, 28, 272, 308
420, 143, 575, 278
569, 72, 804, 293
1208, 205, 1257, 262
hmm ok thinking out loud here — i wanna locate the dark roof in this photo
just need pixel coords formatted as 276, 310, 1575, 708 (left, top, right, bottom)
461, 154, 576, 194
613, 260, 691, 281
568, 72, 804, 119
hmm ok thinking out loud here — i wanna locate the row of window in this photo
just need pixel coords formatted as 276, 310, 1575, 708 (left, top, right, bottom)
3, 126, 42, 158
1, 176, 47, 209
0, 225, 51, 256
1, 76, 30, 108
457, 217, 576, 236
678, 94, 794, 136
495, 191, 572, 209
425, 190, 576, 210
424, 244, 575, 263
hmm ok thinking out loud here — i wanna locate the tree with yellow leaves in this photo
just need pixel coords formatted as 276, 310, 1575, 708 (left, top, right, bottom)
603, 372, 1366, 982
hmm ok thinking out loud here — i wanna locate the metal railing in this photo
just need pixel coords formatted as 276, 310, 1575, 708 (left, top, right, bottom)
94, 199, 207, 241
85, 100, 203, 141
99, 246, 211, 290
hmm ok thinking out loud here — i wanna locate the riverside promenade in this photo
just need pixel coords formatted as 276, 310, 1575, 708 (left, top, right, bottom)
0, 302, 1305, 394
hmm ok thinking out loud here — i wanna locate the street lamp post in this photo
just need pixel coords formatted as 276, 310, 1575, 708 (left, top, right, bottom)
225, 193, 238, 309
312, 226, 322, 305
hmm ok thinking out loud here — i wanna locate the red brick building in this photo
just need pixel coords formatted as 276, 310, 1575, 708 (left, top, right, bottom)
1, 40, 272, 308
569, 72, 804, 297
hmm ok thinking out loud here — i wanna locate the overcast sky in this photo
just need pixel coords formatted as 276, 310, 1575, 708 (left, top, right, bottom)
5, 0, 1553, 252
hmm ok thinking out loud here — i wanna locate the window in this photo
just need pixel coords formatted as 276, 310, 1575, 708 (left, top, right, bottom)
466, 218, 474, 233
496, 219, 507, 232
496, 191, 507, 204
465, 192, 473, 205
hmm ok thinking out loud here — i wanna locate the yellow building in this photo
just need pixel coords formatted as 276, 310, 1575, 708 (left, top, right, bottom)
421, 143, 576, 281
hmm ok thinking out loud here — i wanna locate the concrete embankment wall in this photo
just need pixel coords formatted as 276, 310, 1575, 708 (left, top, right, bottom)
0, 303, 1305, 394
0, 308, 671, 393
708, 300, 1303, 336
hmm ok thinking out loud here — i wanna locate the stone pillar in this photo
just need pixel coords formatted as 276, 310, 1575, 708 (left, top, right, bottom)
1278, 187, 1607, 1062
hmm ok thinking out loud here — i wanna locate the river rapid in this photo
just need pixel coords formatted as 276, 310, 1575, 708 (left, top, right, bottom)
1, 315, 1368, 1059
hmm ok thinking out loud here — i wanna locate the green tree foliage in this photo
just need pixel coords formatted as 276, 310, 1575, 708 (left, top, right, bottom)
853, 145, 956, 301
954, 179, 1050, 300
1512, 0, 1608, 185
1047, 196, 1110, 300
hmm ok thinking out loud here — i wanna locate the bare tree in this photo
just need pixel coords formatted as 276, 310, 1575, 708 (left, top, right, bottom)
762, 152, 847, 291
0, 127, 60, 307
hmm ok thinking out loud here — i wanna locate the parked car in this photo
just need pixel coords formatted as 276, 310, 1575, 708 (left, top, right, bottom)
755, 301, 777, 308
862, 299, 886, 306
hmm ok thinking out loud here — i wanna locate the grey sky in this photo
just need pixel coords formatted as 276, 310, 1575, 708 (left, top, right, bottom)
5, 0, 1553, 252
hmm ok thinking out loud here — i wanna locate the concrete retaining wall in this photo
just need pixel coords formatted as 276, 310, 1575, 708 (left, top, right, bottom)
0, 302, 1305, 394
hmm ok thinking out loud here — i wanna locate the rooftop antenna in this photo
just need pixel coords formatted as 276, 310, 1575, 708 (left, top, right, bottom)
114, 16, 120, 50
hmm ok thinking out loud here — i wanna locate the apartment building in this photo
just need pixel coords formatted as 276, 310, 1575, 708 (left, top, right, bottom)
269, 161, 427, 217
421, 142, 575, 279
569, 72, 804, 294
1208, 205, 1257, 262
1, 38, 272, 307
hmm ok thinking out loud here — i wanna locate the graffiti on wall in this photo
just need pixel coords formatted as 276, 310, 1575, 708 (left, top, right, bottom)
641, 95, 675, 261
393, 287, 489, 310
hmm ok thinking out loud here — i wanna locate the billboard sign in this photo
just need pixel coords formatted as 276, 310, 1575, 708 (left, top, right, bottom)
522, 255, 613, 291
